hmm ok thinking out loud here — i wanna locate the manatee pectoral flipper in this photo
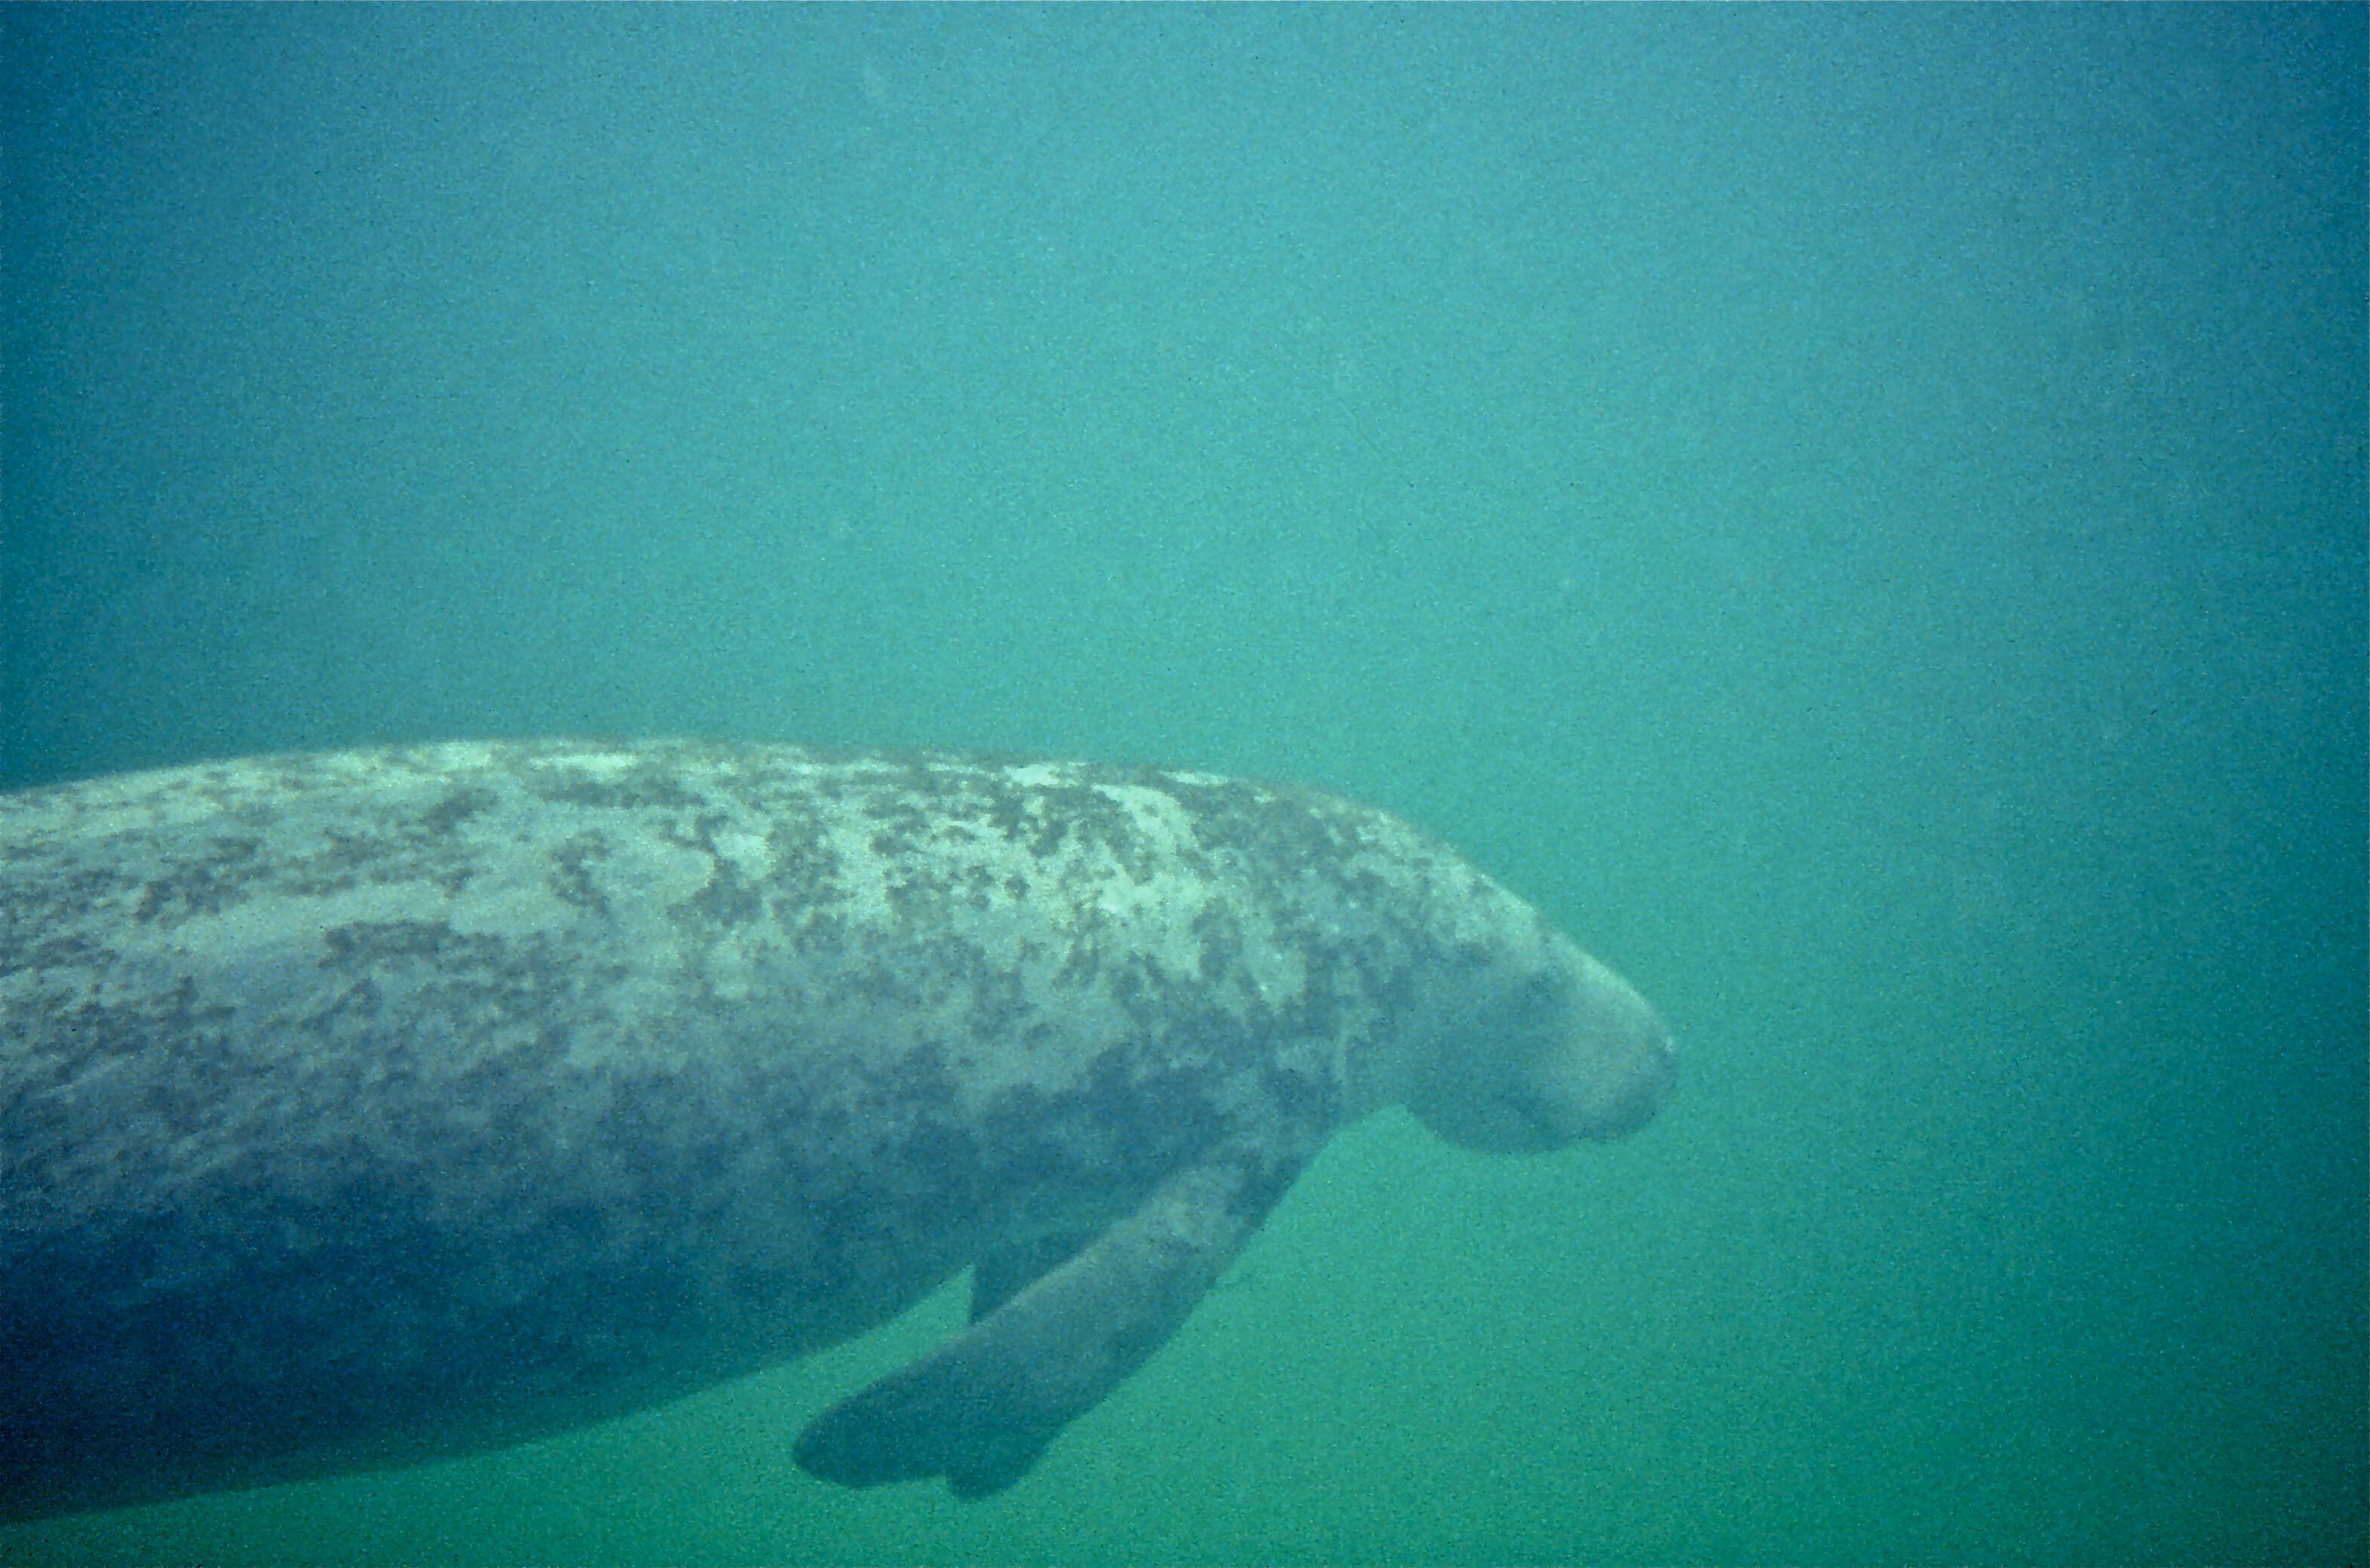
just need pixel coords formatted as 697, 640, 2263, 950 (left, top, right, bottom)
793, 1153, 1289, 1499
970, 1231, 1098, 1324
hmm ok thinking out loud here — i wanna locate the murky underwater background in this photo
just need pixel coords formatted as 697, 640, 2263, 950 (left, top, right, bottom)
3, 7, 2362, 1565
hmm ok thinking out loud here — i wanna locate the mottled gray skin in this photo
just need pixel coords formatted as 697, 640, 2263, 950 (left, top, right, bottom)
0, 740, 1674, 1521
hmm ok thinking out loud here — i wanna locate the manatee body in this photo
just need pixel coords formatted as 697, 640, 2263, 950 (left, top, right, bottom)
0, 740, 1673, 1521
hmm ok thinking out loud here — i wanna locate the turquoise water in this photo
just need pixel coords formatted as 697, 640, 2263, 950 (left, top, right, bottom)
3, 7, 2362, 1564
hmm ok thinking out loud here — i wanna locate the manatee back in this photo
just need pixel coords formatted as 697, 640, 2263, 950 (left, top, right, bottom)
0, 743, 911, 1517
0, 741, 1383, 1518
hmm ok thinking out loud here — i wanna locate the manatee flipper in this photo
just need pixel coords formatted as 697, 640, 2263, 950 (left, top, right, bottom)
971, 1232, 1097, 1324
793, 1154, 1288, 1498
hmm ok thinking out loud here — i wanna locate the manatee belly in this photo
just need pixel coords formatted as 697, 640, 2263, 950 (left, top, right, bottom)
0, 958, 1053, 1519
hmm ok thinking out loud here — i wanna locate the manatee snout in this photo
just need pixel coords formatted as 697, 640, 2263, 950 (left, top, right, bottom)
1407, 940, 1676, 1155
1541, 958, 1676, 1142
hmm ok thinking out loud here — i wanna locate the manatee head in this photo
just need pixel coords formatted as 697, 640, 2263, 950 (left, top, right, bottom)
1402, 933, 1676, 1154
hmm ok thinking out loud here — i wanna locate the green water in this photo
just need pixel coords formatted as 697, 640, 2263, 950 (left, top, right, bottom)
3, 6, 2362, 1564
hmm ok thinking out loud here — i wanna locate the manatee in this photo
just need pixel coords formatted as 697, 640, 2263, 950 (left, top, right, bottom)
0, 739, 1673, 1521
